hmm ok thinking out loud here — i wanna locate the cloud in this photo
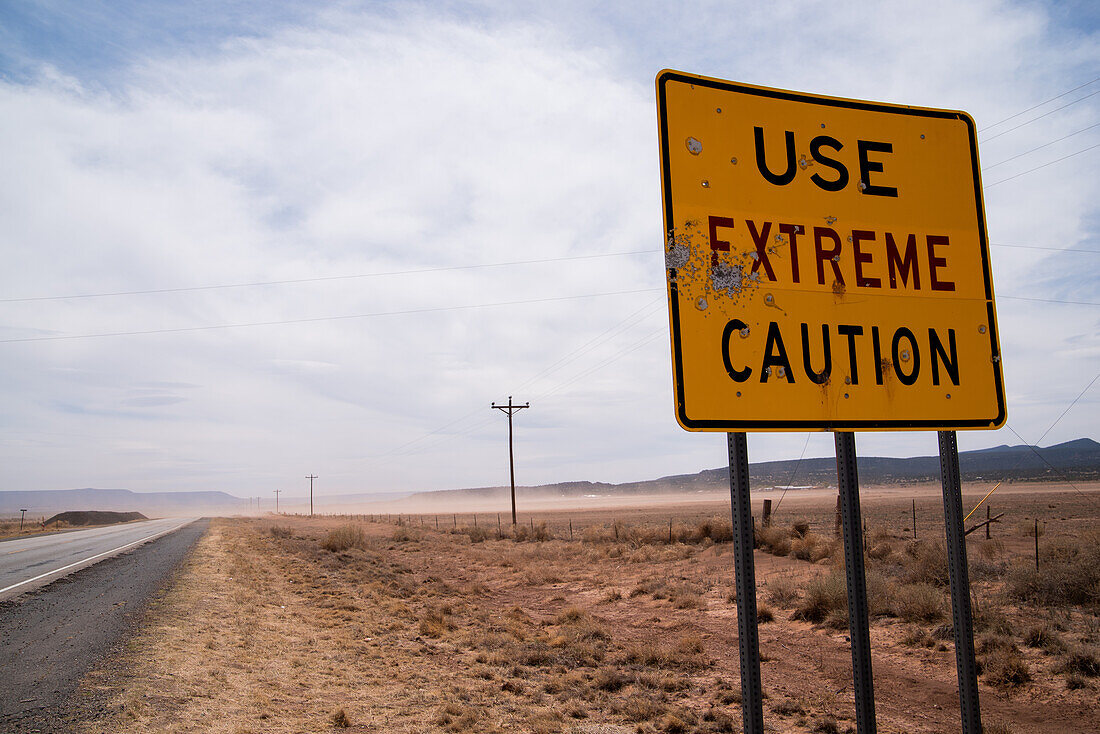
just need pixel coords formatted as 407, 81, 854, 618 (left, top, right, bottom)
0, 1, 1097, 495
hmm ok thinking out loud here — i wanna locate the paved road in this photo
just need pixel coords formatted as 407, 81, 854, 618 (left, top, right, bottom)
0, 518, 196, 602
0, 518, 209, 732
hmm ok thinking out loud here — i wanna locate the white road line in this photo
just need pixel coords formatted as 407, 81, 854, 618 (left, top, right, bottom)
0, 520, 193, 595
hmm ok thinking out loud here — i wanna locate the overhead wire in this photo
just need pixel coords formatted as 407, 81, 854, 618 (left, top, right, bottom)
980, 88, 1100, 143
973, 371, 1100, 513
999, 295, 1100, 307
363, 297, 667, 462
990, 243, 1100, 254
978, 77, 1100, 132
509, 297, 665, 395
770, 432, 812, 515
982, 121, 1100, 170
984, 142, 1100, 188
0, 287, 662, 344
0, 249, 655, 304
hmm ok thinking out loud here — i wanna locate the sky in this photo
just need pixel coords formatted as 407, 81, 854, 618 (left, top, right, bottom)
0, 1, 1097, 499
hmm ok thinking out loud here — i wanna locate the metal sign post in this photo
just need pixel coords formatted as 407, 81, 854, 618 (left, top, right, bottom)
727, 432, 764, 734
835, 432, 876, 733
938, 430, 982, 733
655, 70, 1006, 733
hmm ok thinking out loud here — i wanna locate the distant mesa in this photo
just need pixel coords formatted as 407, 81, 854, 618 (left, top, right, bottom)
42, 510, 147, 527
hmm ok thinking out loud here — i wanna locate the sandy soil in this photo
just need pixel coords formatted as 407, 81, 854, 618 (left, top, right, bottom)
79, 482, 1099, 734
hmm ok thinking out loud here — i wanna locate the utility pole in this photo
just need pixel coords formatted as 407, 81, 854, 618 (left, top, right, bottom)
306, 474, 318, 517
19, 509, 28, 532
274, 489, 282, 514
491, 396, 529, 526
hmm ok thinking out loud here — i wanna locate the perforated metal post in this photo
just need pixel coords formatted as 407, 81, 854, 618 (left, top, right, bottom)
938, 430, 982, 734
727, 432, 764, 734
835, 431, 876, 734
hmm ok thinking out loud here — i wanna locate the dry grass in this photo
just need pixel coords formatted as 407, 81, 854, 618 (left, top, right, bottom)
0, 516, 60, 539
320, 523, 366, 551
794, 571, 848, 625
1005, 531, 1100, 608
79, 487, 1100, 734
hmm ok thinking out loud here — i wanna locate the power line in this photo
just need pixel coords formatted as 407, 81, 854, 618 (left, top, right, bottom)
988, 370, 1100, 509
984, 142, 1100, 187
0, 249, 654, 304
990, 242, 1100, 254
999, 295, 1100, 307
770, 432, 812, 516
534, 328, 664, 400
978, 77, 1100, 132
511, 297, 665, 394
982, 121, 1100, 170
359, 298, 667, 461
1029, 370, 1100, 449
0, 287, 662, 344
980, 88, 1100, 143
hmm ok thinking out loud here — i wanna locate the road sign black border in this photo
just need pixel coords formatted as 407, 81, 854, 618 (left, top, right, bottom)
657, 70, 1006, 431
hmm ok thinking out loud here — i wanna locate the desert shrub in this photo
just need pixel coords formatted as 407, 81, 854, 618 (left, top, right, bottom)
865, 537, 894, 561
757, 601, 775, 623
794, 571, 847, 623
771, 699, 804, 715
592, 667, 627, 692
657, 710, 697, 733
790, 533, 820, 561
765, 576, 800, 607
893, 583, 945, 623
968, 556, 1005, 582
618, 636, 709, 671
436, 702, 479, 731
321, 524, 365, 552
865, 568, 896, 618
687, 518, 733, 544
268, 524, 293, 538
1005, 534, 1100, 607
668, 582, 706, 609
331, 708, 350, 728
511, 522, 550, 542
977, 633, 1014, 655
553, 608, 610, 642
902, 627, 935, 648
976, 538, 1004, 560
791, 521, 810, 538
1065, 673, 1089, 690
616, 695, 666, 722
756, 524, 791, 556
462, 525, 492, 543
1056, 646, 1100, 677
1023, 622, 1066, 653
982, 646, 1031, 687
419, 607, 452, 638
901, 540, 949, 586
701, 707, 735, 732
972, 598, 1014, 636
811, 720, 844, 734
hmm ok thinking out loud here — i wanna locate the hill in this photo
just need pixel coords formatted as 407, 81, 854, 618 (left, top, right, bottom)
42, 510, 148, 527
410, 438, 1100, 503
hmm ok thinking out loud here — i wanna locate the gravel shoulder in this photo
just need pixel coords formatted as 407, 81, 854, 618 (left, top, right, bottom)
0, 518, 210, 732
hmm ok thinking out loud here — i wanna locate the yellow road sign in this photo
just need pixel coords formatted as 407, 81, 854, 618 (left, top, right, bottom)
657, 70, 1005, 432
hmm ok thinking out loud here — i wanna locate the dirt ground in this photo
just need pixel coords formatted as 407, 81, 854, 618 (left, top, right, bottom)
80, 482, 1099, 733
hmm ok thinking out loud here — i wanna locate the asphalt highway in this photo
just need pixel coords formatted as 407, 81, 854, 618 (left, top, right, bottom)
0, 518, 197, 602
0, 518, 209, 732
